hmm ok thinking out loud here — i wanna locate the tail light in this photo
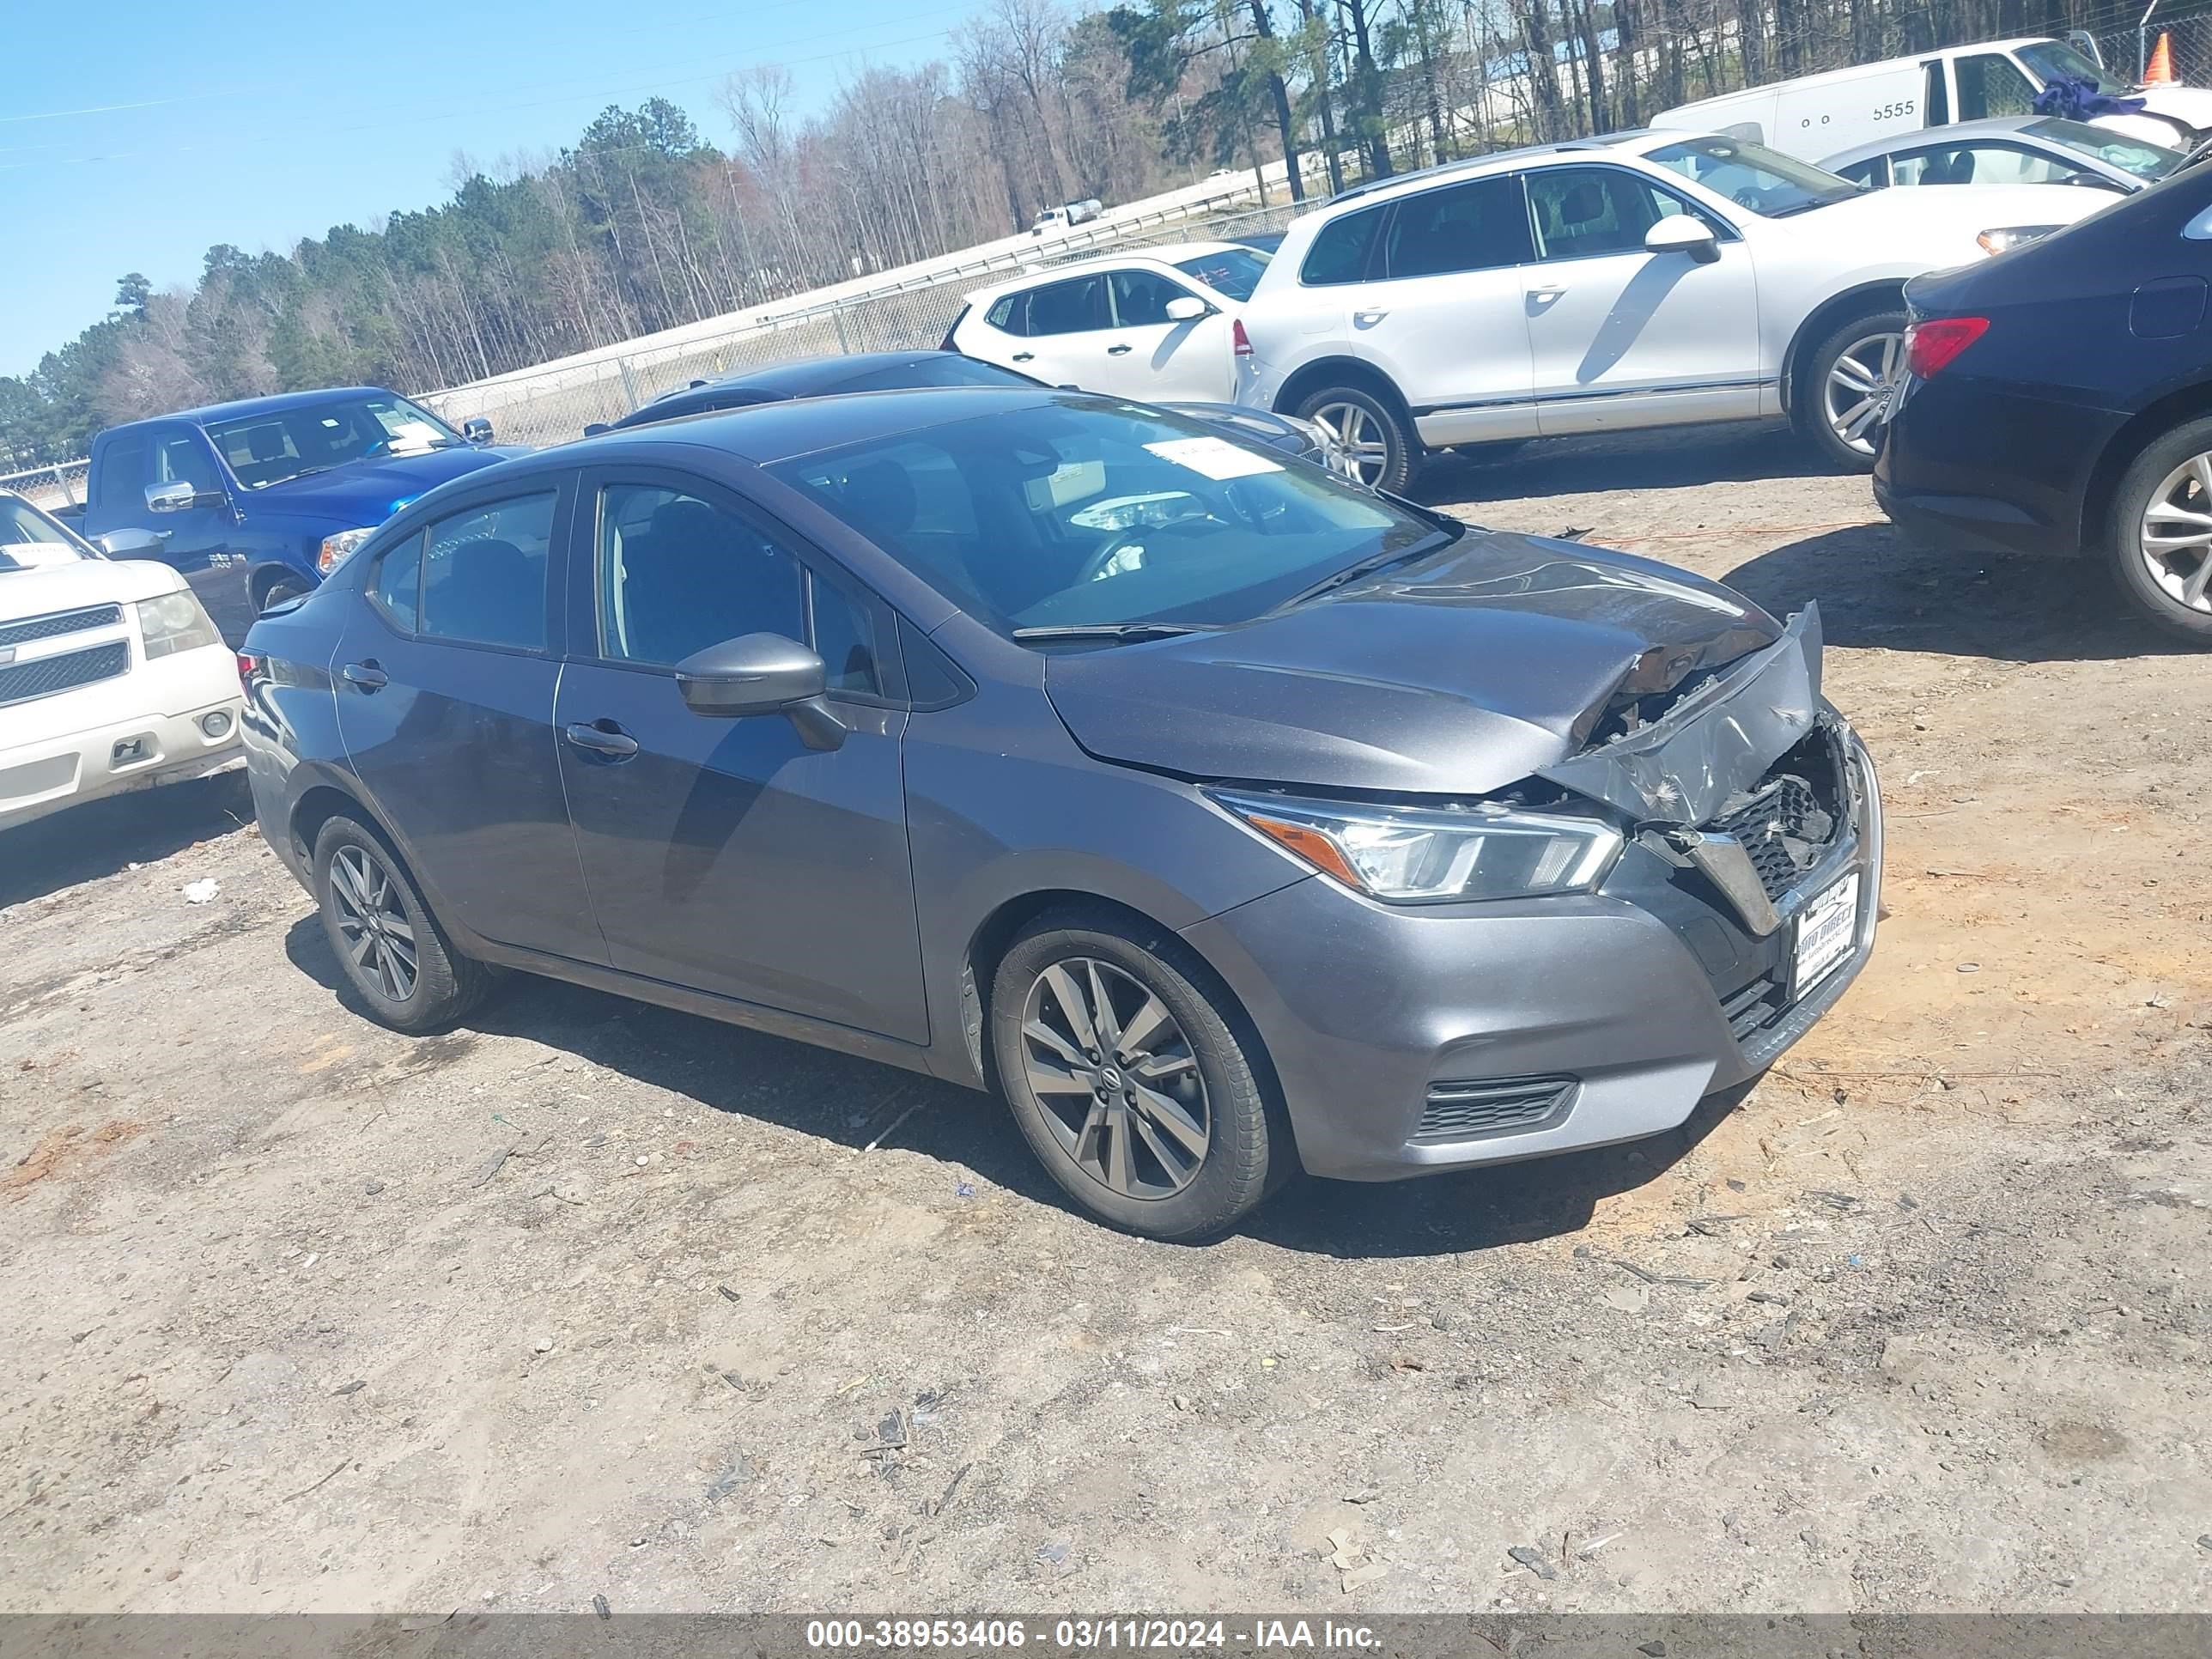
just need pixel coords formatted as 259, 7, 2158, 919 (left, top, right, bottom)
236, 651, 266, 684
1904, 316, 1989, 380
1232, 319, 1253, 357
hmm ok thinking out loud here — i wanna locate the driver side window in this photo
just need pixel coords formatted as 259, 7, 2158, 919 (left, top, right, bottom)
1954, 53, 2037, 120
1528, 168, 1703, 261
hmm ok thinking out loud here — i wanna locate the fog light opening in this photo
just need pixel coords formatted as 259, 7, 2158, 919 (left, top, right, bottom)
199, 709, 234, 739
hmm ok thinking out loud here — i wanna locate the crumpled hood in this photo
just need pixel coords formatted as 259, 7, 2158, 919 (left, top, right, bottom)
246, 444, 527, 525
1042, 532, 1784, 802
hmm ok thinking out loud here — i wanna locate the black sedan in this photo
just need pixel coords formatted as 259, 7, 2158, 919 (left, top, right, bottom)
1875, 156, 2212, 641
583, 349, 1359, 480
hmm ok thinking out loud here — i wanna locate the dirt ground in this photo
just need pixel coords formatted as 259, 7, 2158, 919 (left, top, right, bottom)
3, 424, 2209, 1618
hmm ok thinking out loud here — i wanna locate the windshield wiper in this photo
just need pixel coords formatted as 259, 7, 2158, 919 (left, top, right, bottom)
1267, 527, 1461, 612
1010, 623, 1219, 644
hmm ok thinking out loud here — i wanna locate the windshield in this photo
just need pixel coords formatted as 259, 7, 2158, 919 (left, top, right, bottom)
2024, 115, 2182, 179
769, 402, 1449, 635
0, 494, 92, 566
835, 356, 1039, 392
204, 393, 466, 490
2017, 40, 2120, 95
1645, 135, 1863, 215
1173, 246, 1273, 300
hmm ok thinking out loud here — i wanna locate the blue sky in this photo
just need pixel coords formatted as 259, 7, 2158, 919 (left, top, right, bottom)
2, 0, 986, 377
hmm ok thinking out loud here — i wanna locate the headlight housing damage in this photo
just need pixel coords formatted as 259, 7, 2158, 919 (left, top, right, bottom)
1211, 788, 1622, 902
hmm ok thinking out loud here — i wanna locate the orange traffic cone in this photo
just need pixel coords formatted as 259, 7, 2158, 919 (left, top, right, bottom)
2145, 30, 2175, 83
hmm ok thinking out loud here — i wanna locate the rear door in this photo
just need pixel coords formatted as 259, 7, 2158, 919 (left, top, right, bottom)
1324, 174, 1540, 446
331, 477, 607, 964
1084, 267, 1236, 400
1520, 164, 1762, 435
551, 467, 927, 1042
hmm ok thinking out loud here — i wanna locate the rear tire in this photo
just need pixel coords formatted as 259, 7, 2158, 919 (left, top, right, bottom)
989, 906, 1285, 1240
311, 814, 495, 1034
1295, 385, 1419, 495
1801, 307, 1907, 474
2106, 414, 2212, 643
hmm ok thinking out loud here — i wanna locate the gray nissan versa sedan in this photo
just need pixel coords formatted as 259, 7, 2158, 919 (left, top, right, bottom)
239, 388, 1882, 1238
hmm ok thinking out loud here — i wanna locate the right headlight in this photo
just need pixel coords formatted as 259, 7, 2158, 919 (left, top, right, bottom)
1209, 789, 1622, 902
1975, 225, 2063, 256
318, 526, 378, 574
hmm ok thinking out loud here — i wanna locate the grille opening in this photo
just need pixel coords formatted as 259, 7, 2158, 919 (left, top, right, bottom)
1414, 1075, 1577, 1142
0, 641, 129, 708
0, 604, 121, 652
1703, 728, 1846, 905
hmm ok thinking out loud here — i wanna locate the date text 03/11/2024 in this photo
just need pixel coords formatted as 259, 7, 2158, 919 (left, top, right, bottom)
804, 1620, 1383, 1650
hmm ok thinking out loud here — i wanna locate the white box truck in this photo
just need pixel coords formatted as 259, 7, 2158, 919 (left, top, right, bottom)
1651, 37, 2212, 161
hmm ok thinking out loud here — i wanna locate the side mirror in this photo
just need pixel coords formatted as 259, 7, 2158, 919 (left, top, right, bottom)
1645, 215, 1722, 264
1164, 295, 1210, 322
94, 527, 166, 559
146, 480, 225, 514
462, 416, 495, 445
674, 632, 844, 749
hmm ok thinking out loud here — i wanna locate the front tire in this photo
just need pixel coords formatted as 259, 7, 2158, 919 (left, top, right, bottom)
989, 907, 1285, 1239
1802, 307, 1907, 473
1295, 385, 1418, 495
2106, 415, 2212, 643
312, 814, 495, 1034
258, 575, 308, 612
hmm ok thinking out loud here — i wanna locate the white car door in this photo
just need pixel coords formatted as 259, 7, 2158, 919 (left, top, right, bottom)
1082, 268, 1237, 400
1518, 164, 1762, 436
1305, 173, 1538, 447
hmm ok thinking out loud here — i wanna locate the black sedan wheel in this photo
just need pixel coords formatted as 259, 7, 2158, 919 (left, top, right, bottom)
313, 815, 495, 1033
2112, 416, 2212, 642
990, 907, 1287, 1239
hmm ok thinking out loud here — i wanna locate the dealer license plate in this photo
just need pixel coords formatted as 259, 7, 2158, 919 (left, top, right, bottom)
1792, 871, 1861, 997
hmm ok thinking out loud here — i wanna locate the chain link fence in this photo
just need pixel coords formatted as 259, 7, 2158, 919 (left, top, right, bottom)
1, 461, 90, 514
413, 189, 1314, 449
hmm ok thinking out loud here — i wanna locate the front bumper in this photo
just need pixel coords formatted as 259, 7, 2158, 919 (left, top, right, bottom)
1182, 731, 1882, 1182
0, 686, 245, 831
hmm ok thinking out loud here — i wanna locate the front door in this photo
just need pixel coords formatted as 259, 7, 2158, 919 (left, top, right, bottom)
332, 480, 608, 964
1085, 268, 1237, 401
553, 471, 927, 1044
95, 427, 242, 623
1520, 166, 1763, 435
1330, 173, 1540, 447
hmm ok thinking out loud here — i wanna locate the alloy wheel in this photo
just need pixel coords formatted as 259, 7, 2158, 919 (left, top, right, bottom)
1018, 957, 1210, 1200
1823, 330, 1904, 457
1308, 399, 1391, 488
2138, 452, 2212, 615
330, 844, 418, 1002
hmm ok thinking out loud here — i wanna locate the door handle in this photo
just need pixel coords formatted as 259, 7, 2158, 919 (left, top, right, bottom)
341, 660, 388, 690
563, 720, 639, 759
1011, 352, 1035, 362
1106, 343, 1133, 355
1352, 308, 1389, 325
1527, 285, 1567, 300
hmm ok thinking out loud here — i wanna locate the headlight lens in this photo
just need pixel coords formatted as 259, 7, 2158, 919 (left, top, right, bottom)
1210, 789, 1622, 902
134, 589, 222, 662
1976, 225, 2061, 256
318, 526, 378, 574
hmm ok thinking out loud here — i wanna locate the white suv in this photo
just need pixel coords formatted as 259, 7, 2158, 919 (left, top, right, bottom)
1, 491, 243, 832
1235, 130, 2112, 489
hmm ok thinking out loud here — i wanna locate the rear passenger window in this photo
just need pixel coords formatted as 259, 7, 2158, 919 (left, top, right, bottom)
987, 293, 1027, 335
1382, 175, 1533, 277
368, 531, 424, 631
419, 493, 555, 651
1301, 207, 1385, 285
1024, 276, 1109, 335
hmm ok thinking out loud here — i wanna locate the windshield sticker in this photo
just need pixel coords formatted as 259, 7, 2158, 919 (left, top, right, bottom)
1144, 436, 1284, 480
0, 542, 82, 568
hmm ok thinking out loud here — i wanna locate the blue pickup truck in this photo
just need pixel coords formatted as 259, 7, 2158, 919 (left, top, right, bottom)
69, 387, 525, 616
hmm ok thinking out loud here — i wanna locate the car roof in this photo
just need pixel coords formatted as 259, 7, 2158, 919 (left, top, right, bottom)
1819, 116, 2047, 167
1320, 131, 1657, 206
580, 386, 1071, 469
963, 240, 1246, 303
112, 386, 401, 430
646, 349, 953, 404
1661, 37, 2057, 111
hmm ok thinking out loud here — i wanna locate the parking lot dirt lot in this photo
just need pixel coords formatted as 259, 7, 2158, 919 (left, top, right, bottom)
4, 427, 2210, 1617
